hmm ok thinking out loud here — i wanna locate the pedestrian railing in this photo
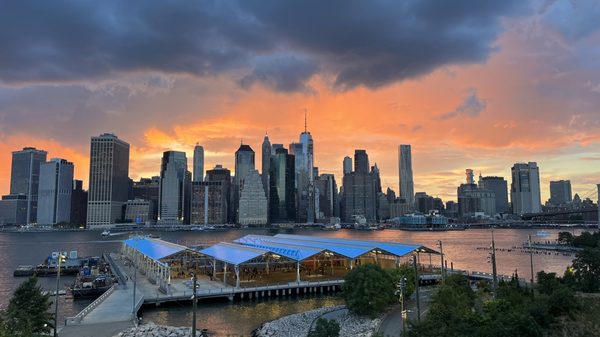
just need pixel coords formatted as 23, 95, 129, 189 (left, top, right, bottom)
65, 284, 116, 326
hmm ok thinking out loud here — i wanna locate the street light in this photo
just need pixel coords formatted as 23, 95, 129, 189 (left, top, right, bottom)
490, 226, 498, 298
191, 272, 198, 337
132, 256, 138, 321
413, 254, 421, 322
528, 234, 534, 284
54, 253, 66, 337
397, 277, 407, 336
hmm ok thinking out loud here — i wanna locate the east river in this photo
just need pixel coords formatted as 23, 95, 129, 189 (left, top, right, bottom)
0, 227, 591, 336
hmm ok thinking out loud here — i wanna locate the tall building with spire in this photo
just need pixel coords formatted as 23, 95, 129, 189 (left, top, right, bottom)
398, 145, 414, 206
193, 144, 204, 182
289, 112, 315, 223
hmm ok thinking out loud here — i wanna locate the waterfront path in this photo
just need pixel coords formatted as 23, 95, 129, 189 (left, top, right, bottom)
377, 286, 435, 337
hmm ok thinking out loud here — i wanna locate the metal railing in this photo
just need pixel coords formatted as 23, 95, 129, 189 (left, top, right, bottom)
65, 285, 116, 326
104, 253, 128, 287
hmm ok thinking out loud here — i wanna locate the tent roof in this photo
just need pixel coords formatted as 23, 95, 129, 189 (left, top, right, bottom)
123, 237, 189, 261
234, 235, 324, 261
199, 242, 270, 265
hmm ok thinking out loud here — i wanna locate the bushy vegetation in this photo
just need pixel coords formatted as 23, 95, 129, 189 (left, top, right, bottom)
0, 277, 53, 337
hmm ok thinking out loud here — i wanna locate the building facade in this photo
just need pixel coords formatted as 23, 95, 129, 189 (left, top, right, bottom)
206, 165, 232, 223
37, 159, 74, 225
343, 156, 352, 175
270, 148, 296, 222
511, 162, 542, 215
342, 150, 377, 222
132, 177, 160, 222
315, 173, 338, 220
70, 180, 87, 227
479, 176, 509, 214
190, 181, 228, 224
457, 183, 496, 217
261, 135, 271, 201
158, 151, 190, 224
398, 145, 414, 207
10, 147, 48, 224
238, 170, 268, 225
125, 199, 152, 224
87, 134, 130, 227
0, 195, 28, 225
549, 180, 572, 206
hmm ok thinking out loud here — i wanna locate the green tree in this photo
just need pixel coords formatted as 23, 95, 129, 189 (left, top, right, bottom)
571, 247, 600, 292
308, 318, 340, 337
2, 277, 53, 337
557, 232, 574, 246
342, 264, 395, 317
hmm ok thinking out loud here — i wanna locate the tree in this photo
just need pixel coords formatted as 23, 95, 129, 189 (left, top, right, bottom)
308, 318, 340, 337
2, 277, 53, 337
571, 247, 600, 292
557, 232, 574, 246
342, 264, 395, 317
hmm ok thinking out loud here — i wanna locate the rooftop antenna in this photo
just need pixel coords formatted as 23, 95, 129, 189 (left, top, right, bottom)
304, 108, 308, 133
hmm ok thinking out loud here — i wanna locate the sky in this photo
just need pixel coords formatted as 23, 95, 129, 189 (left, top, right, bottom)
1, 0, 600, 202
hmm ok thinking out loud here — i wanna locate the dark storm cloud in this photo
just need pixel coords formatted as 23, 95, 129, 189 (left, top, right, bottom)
0, 0, 528, 90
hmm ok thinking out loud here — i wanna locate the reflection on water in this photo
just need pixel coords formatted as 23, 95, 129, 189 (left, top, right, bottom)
141, 295, 344, 336
0, 227, 593, 333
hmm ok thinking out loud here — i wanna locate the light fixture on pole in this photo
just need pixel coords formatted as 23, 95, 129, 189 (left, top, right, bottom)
528, 234, 534, 284
53, 253, 66, 337
436, 240, 445, 283
490, 226, 498, 298
191, 272, 198, 337
413, 254, 421, 322
397, 277, 407, 336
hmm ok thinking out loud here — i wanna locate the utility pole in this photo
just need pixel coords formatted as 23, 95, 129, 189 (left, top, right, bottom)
53, 253, 65, 337
398, 278, 407, 336
132, 257, 138, 321
528, 234, 534, 284
192, 272, 197, 337
491, 227, 498, 298
437, 240, 445, 283
413, 255, 421, 322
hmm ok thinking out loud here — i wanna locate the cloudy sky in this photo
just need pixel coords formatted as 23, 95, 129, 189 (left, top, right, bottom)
1, 0, 600, 202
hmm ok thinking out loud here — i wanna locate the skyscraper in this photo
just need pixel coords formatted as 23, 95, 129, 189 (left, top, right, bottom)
270, 148, 296, 222
87, 133, 130, 227
343, 156, 352, 175
193, 144, 204, 182
511, 162, 542, 215
315, 173, 338, 220
549, 180, 572, 206
10, 147, 47, 224
235, 144, 255, 186
238, 169, 268, 225
70, 180, 87, 227
190, 181, 227, 224
342, 150, 377, 222
289, 123, 315, 223
398, 145, 414, 206
479, 176, 509, 214
206, 164, 232, 223
354, 150, 369, 174
158, 151, 190, 224
37, 158, 74, 225
132, 177, 160, 222
261, 134, 271, 199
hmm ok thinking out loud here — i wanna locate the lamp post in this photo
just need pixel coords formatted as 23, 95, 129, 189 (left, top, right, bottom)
490, 227, 498, 298
53, 253, 65, 337
191, 272, 197, 337
398, 277, 407, 336
528, 234, 534, 284
437, 240, 445, 283
132, 255, 138, 321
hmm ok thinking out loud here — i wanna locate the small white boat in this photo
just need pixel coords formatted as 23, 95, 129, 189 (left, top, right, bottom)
101, 230, 110, 237
536, 230, 551, 237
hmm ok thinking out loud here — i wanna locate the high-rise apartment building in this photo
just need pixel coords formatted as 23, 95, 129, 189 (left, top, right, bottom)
549, 180, 572, 206
158, 151, 190, 224
37, 159, 74, 225
511, 162, 542, 215
238, 170, 268, 225
193, 144, 204, 182
10, 147, 48, 224
479, 176, 509, 214
398, 145, 414, 207
87, 134, 130, 227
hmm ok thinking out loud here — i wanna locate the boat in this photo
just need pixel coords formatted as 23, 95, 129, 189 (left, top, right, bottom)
70, 275, 114, 298
101, 230, 110, 236
13, 265, 35, 277
190, 226, 205, 231
536, 230, 551, 237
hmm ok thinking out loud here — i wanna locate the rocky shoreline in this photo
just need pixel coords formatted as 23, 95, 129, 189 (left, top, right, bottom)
254, 305, 381, 337
113, 322, 193, 337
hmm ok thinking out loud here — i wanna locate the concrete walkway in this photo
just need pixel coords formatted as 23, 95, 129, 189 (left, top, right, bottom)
378, 287, 436, 337
59, 321, 133, 337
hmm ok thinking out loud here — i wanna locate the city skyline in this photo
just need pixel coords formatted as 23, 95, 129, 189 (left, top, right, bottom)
1, 1, 600, 202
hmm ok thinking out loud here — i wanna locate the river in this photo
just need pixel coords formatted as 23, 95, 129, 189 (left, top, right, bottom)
0, 227, 591, 336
